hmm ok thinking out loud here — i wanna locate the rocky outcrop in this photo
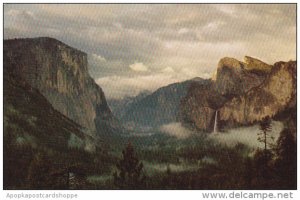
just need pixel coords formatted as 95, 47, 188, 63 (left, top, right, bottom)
179, 80, 227, 131
180, 56, 296, 132
4, 37, 115, 135
244, 56, 273, 73
214, 56, 269, 97
219, 61, 296, 126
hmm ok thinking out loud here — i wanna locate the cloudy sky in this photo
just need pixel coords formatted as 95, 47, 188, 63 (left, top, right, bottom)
4, 4, 296, 99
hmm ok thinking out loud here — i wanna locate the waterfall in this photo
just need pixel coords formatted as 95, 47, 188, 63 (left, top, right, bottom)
213, 110, 218, 133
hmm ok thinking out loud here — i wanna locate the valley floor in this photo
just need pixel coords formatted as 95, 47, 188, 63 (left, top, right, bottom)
74, 121, 296, 189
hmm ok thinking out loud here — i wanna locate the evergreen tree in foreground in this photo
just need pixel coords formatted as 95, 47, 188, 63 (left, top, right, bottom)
256, 116, 273, 188
257, 116, 273, 151
114, 142, 145, 189
274, 128, 296, 189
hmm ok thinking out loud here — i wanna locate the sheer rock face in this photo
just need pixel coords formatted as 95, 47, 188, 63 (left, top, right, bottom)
180, 56, 296, 132
219, 61, 296, 126
179, 80, 227, 132
4, 37, 113, 135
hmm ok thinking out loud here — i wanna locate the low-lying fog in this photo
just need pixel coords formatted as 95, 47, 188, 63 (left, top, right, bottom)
159, 121, 284, 149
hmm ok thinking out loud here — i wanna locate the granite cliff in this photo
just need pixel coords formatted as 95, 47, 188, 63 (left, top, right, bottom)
180, 56, 296, 132
219, 61, 296, 126
4, 72, 97, 152
214, 56, 270, 97
179, 80, 226, 131
4, 37, 116, 136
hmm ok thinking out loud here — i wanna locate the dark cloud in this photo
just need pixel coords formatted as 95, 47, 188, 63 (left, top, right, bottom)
4, 4, 296, 99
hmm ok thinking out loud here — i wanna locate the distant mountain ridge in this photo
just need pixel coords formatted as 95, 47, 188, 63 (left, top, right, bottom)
108, 91, 152, 119
113, 78, 208, 128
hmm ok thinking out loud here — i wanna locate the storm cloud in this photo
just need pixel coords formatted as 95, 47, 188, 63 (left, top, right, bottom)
4, 4, 296, 99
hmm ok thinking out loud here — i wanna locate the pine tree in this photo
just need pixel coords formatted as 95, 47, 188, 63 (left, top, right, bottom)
257, 116, 273, 151
114, 142, 145, 189
256, 116, 274, 188
274, 128, 296, 189
252, 149, 273, 189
